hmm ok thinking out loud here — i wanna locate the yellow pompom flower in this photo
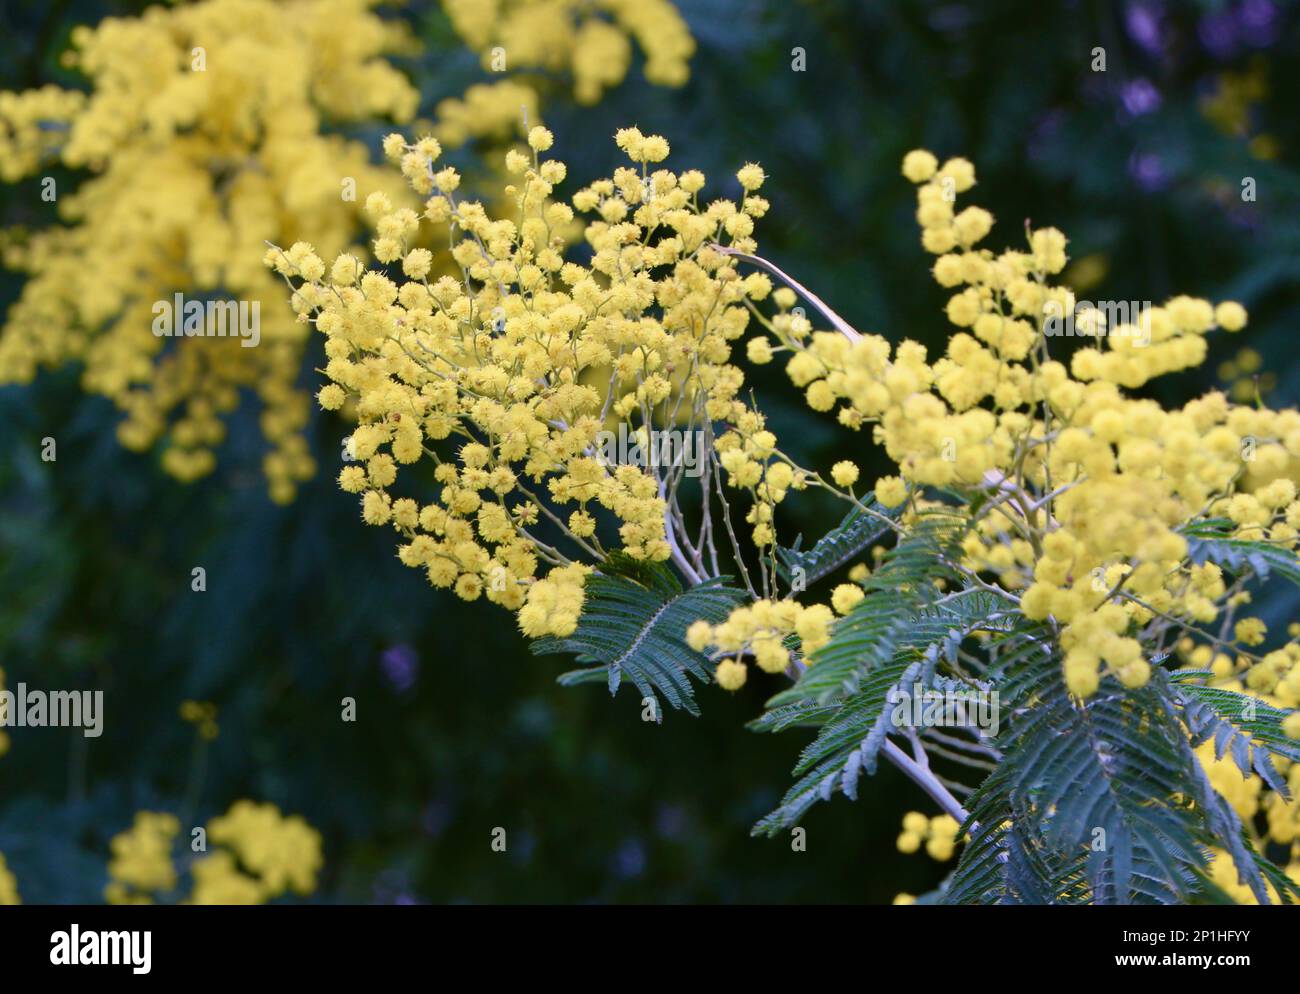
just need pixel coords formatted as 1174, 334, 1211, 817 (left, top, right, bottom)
896, 831, 922, 854
875, 476, 908, 508
831, 460, 860, 488
747, 337, 774, 364
736, 163, 766, 191
528, 126, 555, 152
686, 620, 713, 652
1283, 711, 1300, 740
715, 658, 747, 691
1215, 301, 1248, 332
831, 583, 865, 615
901, 150, 938, 183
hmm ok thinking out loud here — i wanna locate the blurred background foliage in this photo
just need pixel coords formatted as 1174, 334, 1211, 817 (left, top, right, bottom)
1, 0, 1298, 902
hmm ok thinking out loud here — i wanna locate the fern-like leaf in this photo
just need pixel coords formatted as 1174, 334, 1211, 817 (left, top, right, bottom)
775, 498, 897, 588
1183, 517, 1300, 585
1172, 673, 1300, 797
750, 653, 923, 836
944, 760, 1093, 905
751, 576, 1010, 835
776, 512, 965, 706
947, 661, 1215, 905
534, 562, 745, 719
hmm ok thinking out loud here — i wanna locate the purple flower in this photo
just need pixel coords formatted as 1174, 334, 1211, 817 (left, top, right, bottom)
1121, 78, 1162, 116
1239, 0, 1279, 46
1125, 2, 1165, 55
380, 643, 418, 692
1128, 151, 1169, 192
371, 870, 419, 905
1199, 10, 1239, 59
611, 838, 647, 880
1226, 204, 1262, 232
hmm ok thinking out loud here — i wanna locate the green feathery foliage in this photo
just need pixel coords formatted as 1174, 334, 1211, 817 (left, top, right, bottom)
751, 512, 1001, 834
743, 509, 1300, 904
775, 498, 897, 589
1184, 517, 1300, 586
1174, 674, 1300, 792
535, 560, 746, 719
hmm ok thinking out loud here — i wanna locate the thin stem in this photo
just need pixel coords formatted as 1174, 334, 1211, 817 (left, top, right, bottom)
712, 245, 863, 343
881, 738, 971, 824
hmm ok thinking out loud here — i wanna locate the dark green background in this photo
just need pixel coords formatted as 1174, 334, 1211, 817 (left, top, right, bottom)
1, 0, 1297, 903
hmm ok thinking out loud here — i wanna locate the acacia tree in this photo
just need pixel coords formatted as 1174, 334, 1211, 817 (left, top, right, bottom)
270, 129, 1300, 905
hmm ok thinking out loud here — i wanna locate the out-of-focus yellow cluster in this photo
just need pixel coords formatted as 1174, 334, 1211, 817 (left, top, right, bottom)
440, 0, 694, 111
105, 811, 182, 904
0, 853, 19, 904
896, 810, 962, 861
268, 127, 780, 638
1200, 58, 1279, 160
0, 0, 418, 502
193, 800, 323, 903
179, 699, 220, 741
1, 1, 696, 501
1219, 346, 1274, 403
105, 801, 322, 905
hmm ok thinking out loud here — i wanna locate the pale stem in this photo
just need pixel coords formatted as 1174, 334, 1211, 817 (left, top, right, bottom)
881, 739, 972, 824
711, 245, 863, 343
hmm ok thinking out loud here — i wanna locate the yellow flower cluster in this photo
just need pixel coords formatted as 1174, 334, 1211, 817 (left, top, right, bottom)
1219, 346, 1274, 403
105, 811, 181, 903
1205, 827, 1300, 905
440, 0, 694, 107
105, 801, 323, 905
268, 127, 780, 638
685, 589, 874, 689
895, 810, 961, 861
717, 147, 1300, 701
433, 79, 543, 150
1192, 658, 1300, 903
1182, 636, 1300, 709
0, 0, 417, 501
708, 148, 1300, 901
1200, 58, 1279, 160
1, 2, 698, 502
0, 853, 19, 904
179, 699, 220, 741
194, 800, 323, 903
271, 126, 1300, 730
